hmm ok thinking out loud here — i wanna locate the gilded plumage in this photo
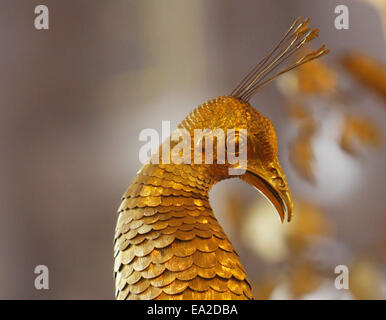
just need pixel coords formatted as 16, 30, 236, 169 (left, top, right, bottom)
113, 17, 329, 300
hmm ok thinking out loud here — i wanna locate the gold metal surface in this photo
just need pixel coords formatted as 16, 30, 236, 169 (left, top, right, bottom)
114, 17, 328, 300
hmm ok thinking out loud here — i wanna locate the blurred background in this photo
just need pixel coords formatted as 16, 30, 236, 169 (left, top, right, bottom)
0, 0, 385, 299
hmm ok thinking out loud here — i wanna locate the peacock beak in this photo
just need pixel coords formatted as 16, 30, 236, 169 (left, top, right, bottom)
241, 160, 294, 223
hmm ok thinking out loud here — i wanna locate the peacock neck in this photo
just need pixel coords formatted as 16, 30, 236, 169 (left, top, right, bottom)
120, 163, 220, 216
140, 162, 215, 193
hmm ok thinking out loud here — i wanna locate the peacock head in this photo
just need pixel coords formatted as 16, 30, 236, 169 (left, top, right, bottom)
157, 17, 328, 223
176, 95, 294, 223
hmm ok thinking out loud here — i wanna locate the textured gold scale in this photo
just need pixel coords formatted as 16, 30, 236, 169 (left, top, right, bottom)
114, 158, 253, 299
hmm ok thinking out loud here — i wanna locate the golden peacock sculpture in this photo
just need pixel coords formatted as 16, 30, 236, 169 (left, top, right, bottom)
113, 17, 329, 300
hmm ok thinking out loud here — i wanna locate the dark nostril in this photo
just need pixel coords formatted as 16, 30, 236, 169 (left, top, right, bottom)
270, 167, 279, 176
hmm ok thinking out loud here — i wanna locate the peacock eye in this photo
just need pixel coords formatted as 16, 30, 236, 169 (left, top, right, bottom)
227, 131, 247, 155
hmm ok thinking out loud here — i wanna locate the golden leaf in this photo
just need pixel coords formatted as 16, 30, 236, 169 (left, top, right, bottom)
286, 199, 332, 252
350, 258, 383, 300
288, 262, 322, 298
339, 114, 381, 155
252, 277, 277, 300
289, 119, 317, 183
285, 101, 311, 121
341, 52, 386, 102
296, 55, 337, 95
